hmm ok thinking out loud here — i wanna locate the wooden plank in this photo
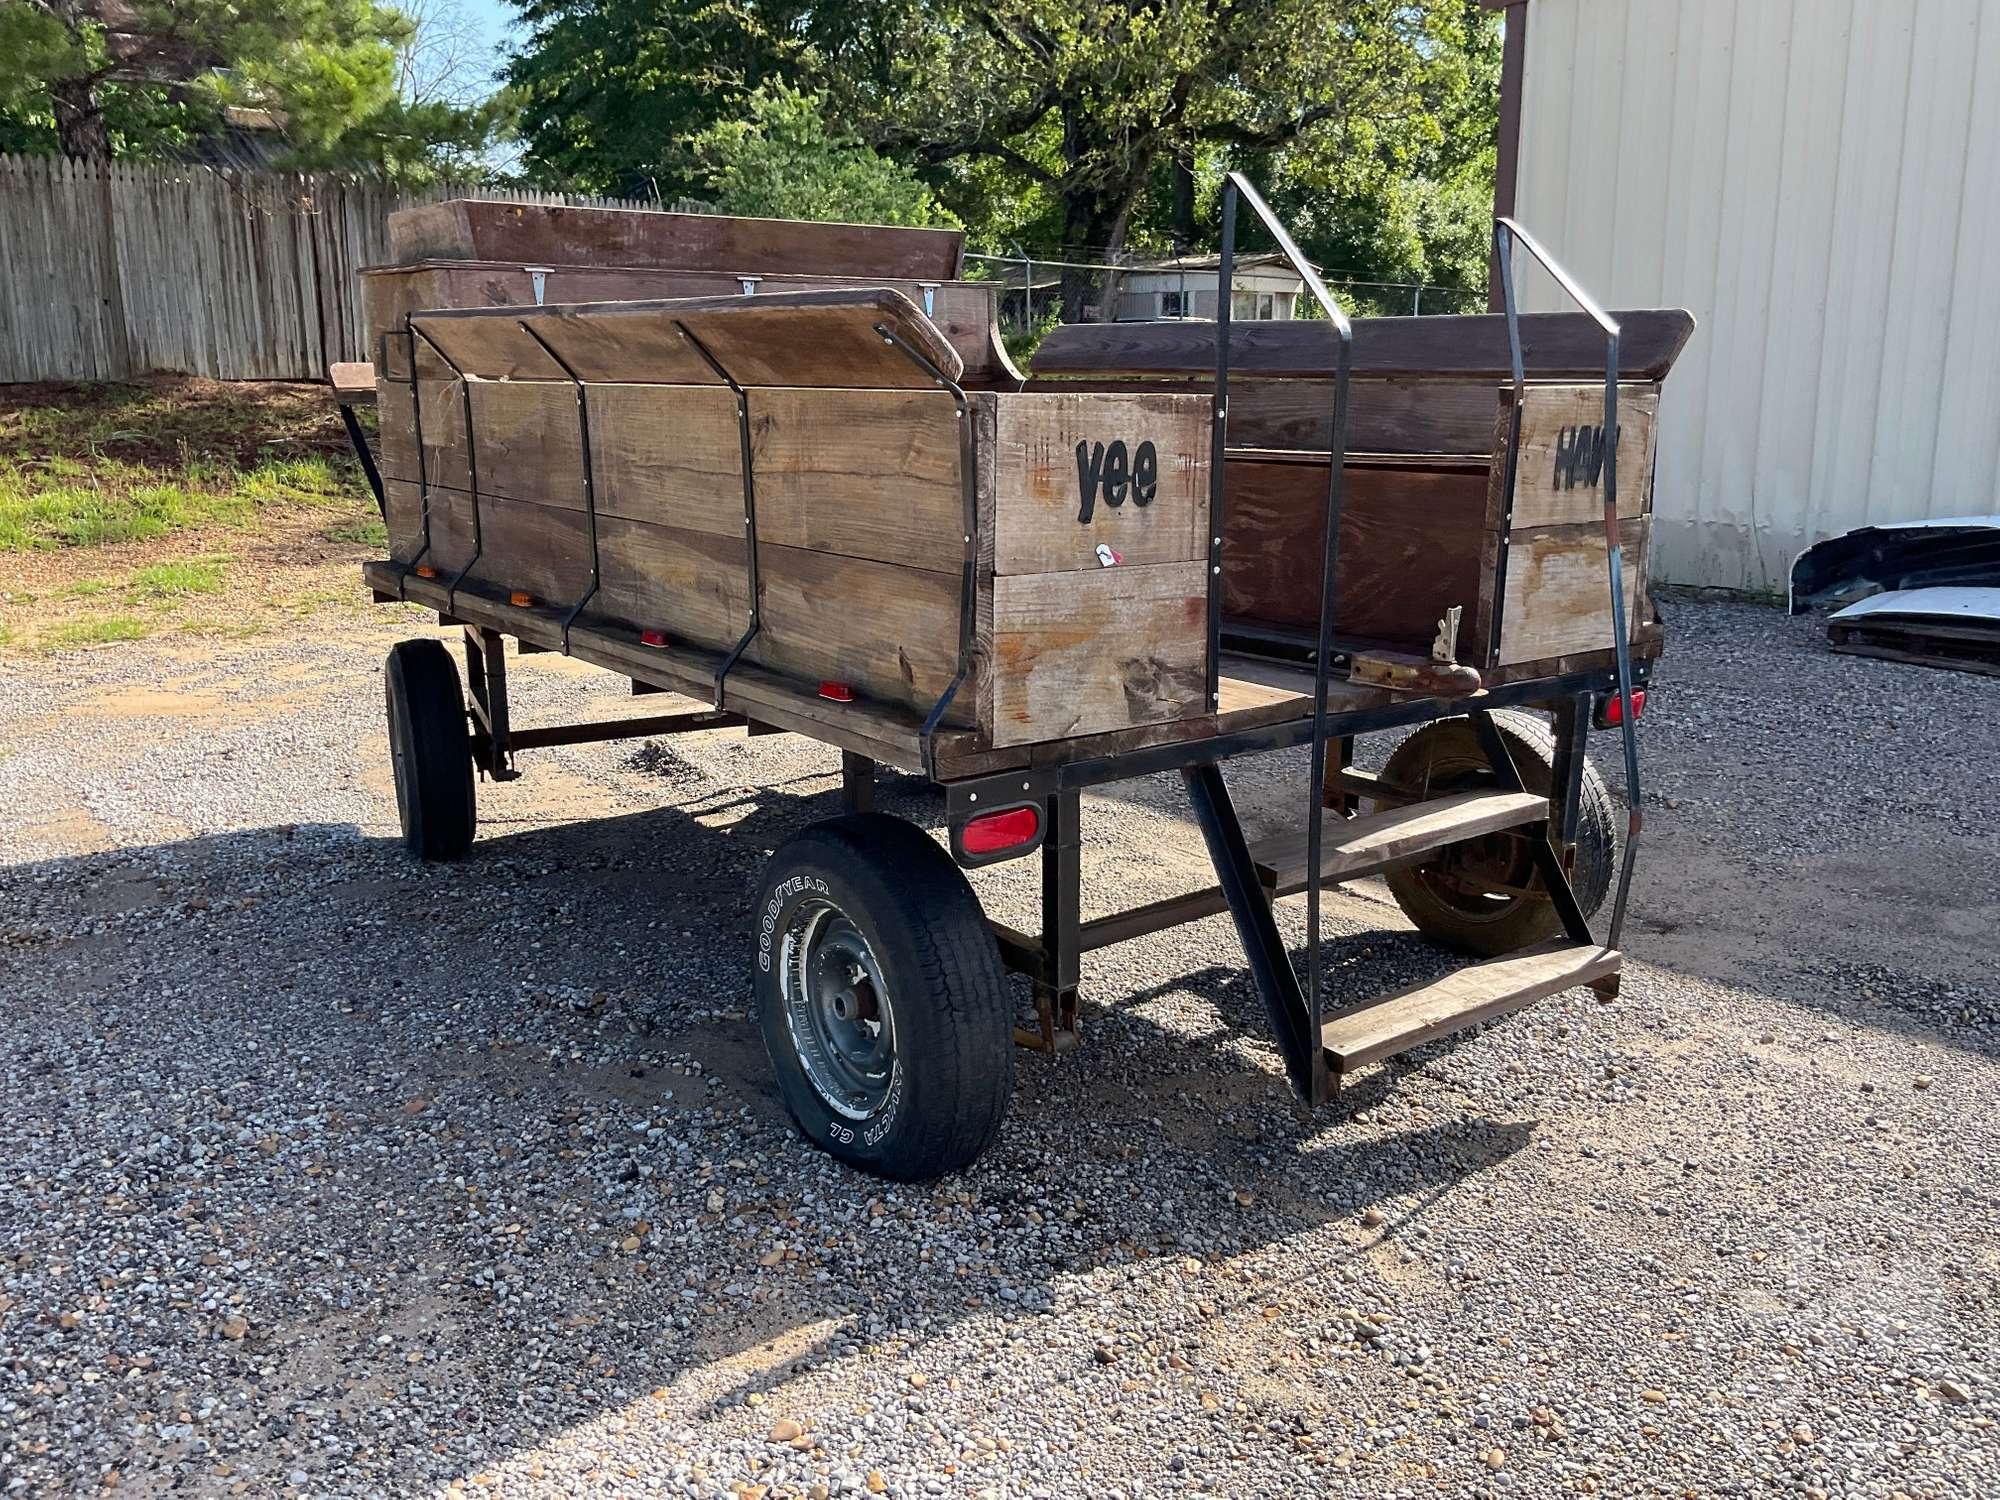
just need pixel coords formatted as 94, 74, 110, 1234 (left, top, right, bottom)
364, 263, 1016, 386
1250, 790, 1548, 890
1322, 942, 1622, 1072
411, 289, 960, 388
1495, 517, 1648, 667
1499, 383, 1660, 528
330, 361, 376, 405
387, 201, 966, 281
748, 387, 968, 569
988, 392, 1209, 575
1233, 377, 1502, 454
592, 515, 747, 643
749, 543, 982, 729
1031, 309, 1697, 382
1220, 458, 1492, 649
591, 384, 746, 537
987, 562, 1208, 748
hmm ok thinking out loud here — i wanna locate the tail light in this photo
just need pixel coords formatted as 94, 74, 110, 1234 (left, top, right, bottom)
1594, 689, 1646, 729
954, 804, 1042, 865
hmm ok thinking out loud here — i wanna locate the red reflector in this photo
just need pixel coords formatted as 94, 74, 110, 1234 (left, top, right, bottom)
640, 629, 670, 648
961, 806, 1040, 856
819, 680, 855, 703
1602, 689, 1646, 726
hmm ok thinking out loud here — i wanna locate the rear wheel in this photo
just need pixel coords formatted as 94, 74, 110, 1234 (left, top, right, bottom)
384, 638, 475, 860
1380, 709, 1614, 956
753, 814, 1012, 1180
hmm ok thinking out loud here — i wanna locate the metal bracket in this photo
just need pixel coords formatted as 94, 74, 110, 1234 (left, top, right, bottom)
517, 320, 600, 651
408, 323, 482, 617
390, 325, 433, 598
675, 321, 763, 711
874, 321, 979, 783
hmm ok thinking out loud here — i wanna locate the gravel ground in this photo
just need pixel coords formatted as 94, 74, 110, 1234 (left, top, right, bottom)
0, 594, 1995, 1499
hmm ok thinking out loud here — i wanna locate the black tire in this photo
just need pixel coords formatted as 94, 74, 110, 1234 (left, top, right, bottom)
384, 638, 475, 861
753, 814, 1012, 1181
1380, 709, 1615, 957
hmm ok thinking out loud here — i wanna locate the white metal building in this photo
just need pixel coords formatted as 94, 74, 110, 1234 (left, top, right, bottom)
1489, 0, 2000, 589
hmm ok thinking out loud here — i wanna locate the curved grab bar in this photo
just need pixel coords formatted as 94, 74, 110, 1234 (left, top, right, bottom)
1214, 170, 1353, 1100
1492, 217, 1642, 949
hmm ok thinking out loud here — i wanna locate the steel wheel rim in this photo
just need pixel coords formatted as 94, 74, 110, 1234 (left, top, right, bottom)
781, 897, 898, 1120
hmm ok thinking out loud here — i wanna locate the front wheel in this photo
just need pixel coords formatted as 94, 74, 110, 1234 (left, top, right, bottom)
753, 814, 1012, 1180
384, 638, 475, 860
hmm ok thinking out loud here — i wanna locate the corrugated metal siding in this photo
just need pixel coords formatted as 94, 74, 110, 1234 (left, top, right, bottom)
1513, 0, 2000, 589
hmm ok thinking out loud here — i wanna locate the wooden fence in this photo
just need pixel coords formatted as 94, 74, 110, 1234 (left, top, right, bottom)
0, 155, 692, 383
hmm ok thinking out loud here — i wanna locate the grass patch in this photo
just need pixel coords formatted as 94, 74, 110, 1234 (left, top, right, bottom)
0, 377, 360, 553
42, 614, 153, 650
325, 513, 389, 547
127, 558, 228, 599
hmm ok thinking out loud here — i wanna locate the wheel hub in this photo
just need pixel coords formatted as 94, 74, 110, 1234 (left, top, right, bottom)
783, 900, 897, 1121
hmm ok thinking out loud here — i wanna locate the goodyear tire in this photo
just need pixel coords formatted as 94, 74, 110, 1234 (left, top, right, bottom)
384, 638, 475, 861
753, 814, 1012, 1180
1381, 709, 1615, 956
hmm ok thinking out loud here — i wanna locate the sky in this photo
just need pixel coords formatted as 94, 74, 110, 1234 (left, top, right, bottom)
454, 0, 517, 93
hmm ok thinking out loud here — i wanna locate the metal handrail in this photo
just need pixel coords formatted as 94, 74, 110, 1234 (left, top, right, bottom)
1492, 216, 1642, 948
1216, 171, 1353, 1098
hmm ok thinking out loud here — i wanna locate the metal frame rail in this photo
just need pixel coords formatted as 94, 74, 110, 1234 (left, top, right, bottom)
1492, 218, 1644, 947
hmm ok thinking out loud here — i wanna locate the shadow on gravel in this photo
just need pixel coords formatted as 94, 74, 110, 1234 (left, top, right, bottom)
2, 769, 1558, 1489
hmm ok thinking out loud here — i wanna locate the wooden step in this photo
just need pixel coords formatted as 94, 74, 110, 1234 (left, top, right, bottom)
1251, 789, 1548, 893
1321, 941, 1621, 1073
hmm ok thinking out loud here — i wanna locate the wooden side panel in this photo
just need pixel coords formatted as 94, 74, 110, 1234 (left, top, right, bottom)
1219, 457, 1491, 648
749, 388, 966, 570
1232, 378, 1502, 456
750, 544, 981, 728
419, 491, 593, 603
988, 562, 1208, 748
386, 201, 966, 282
590, 384, 746, 536
1499, 383, 1660, 528
989, 392, 1209, 575
593, 516, 747, 643
1495, 517, 1649, 666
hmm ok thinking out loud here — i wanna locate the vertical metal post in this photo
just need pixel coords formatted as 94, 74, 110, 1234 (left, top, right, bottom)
1038, 789, 1082, 1030
1206, 184, 1237, 715
677, 322, 764, 710
394, 326, 434, 591
840, 751, 875, 814
1550, 694, 1590, 845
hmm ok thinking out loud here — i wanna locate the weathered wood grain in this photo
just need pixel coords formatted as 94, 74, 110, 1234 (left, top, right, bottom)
1031, 309, 1697, 382
1495, 517, 1649, 666
988, 392, 1209, 575
388, 200, 966, 281
988, 562, 1208, 747
749, 543, 984, 729
1219, 456, 1492, 649
590, 384, 747, 536
1497, 383, 1660, 528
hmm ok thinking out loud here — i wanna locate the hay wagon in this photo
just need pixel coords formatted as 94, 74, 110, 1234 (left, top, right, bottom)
335, 177, 1692, 1179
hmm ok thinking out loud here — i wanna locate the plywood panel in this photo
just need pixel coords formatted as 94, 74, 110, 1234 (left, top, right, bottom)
989, 391, 1209, 574
988, 562, 1208, 748
1219, 458, 1492, 649
1499, 383, 1659, 529
1495, 517, 1648, 667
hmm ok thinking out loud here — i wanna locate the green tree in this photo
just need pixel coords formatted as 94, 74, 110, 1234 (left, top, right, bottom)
691, 82, 953, 226
501, 1, 1498, 312
0, 0, 505, 178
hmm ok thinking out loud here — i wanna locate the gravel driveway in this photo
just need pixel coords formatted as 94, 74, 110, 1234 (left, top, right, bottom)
1, 595, 1994, 1499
